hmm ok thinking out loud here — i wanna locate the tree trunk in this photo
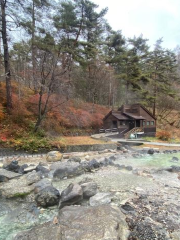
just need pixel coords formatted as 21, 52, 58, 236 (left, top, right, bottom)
32, 0, 37, 92
1, 0, 12, 113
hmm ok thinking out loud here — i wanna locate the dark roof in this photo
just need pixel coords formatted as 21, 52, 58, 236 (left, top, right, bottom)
112, 112, 129, 120
123, 112, 145, 120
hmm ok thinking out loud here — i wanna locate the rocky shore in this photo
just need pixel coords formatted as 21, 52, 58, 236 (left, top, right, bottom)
0, 146, 180, 240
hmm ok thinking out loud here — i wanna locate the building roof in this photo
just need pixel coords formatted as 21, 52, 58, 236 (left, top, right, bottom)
123, 112, 145, 120
112, 112, 129, 120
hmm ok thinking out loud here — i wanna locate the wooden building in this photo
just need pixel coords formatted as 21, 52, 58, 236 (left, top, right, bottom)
103, 104, 156, 138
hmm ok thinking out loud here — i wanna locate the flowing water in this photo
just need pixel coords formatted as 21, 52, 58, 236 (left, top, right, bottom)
0, 151, 180, 239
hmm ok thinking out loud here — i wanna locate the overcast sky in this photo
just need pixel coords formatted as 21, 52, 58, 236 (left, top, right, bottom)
93, 0, 180, 50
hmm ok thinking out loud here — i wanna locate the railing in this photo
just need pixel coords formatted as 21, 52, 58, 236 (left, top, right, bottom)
99, 128, 118, 133
124, 127, 143, 139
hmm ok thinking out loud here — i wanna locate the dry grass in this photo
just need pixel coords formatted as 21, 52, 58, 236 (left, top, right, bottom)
54, 136, 111, 146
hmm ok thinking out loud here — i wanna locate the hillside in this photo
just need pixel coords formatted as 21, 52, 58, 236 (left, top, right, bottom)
0, 82, 110, 150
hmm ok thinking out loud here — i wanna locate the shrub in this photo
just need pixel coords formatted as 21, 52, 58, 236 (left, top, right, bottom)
156, 130, 171, 141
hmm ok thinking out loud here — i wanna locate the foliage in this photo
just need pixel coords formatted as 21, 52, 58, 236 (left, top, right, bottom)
156, 130, 171, 141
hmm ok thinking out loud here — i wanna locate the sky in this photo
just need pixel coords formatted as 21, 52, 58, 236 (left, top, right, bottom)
93, 0, 180, 50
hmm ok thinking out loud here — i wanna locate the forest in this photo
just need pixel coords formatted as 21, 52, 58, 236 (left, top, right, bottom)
1, 0, 180, 149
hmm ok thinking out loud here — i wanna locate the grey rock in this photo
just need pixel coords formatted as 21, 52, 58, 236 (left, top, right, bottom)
88, 159, 100, 169
34, 178, 52, 194
25, 171, 41, 185
68, 156, 81, 163
128, 217, 171, 240
5, 160, 20, 173
165, 165, 180, 173
13, 222, 59, 240
13, 205, 129, 240
18, 164, 28, 174
80, 182, 98, 198
170, 157, 179, 162
148, 149, 154, 155
35, 186, 60, 207
89, 192, 113, 206
0, 169, 21, 182
36, 164, 50, 177
59, 183, 83, 208
53, 162, 84, 179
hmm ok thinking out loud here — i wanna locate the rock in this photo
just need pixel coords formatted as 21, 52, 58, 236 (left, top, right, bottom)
88, 159, 100, 169
148, 148, 154, 155
121, 203, 135, 214
0, 171, 41, 198
46, 151, 63, 162
80, 161, 92, 172
18, 164, 28, 174
68, 156, 81, 163
36, 164, 50, 177
170, 157, 179, 162
25, 171, 41, 185
0, 169, 21, 182
170, 231, 180, 240
125, 166, 133, 171
13, 205, 129, 240
13, 222, 60, 240
53, 162, 84, 179
80, 182, 98, 198
85, 155, 90, 160
34, 178, 52, 194
165, 165, 180, 173
109, 155, 116, 161
35, 186, 60, 207
89, 192, 113, 206
59, 183, 83, 209
24, 165, 37, 173
0, 177, 34, 198
5, 160, 20, 173
128, 217, 171, 240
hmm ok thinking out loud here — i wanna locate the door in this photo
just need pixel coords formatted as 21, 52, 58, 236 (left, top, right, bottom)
112, 120, 117, 128
136, 120, 140, 127
129, 121, 135, 130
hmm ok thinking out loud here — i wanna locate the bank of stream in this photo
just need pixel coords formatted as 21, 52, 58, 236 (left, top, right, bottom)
0, 147, 180, 240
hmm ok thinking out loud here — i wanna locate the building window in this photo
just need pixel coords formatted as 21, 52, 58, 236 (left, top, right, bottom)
143, 121, 146, 126
120, 121, 126, 126
147, 121, 150, 126
151, 121, 154, 126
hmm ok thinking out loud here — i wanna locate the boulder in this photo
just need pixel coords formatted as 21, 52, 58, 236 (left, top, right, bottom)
46, 151, 63, 162
170, 157, 179, 162
68, 156, 81, 163
89, 192, 113, 206
53, 162, 84, 179
80, 182, 98, 198
128, 217, 171, 240
165, 165, 180, 173
88, 159, 100, 169
34, 178, 52, 194
0, 171, 40, 198
59, 183, 83, 209
35, 186, 60, 207
36, 164, 50, 177
0, 169, 21, 182
25, 171, 41, 185
4, 160, 20, 173
148, 149, 155, 155
18, 164, 28, 174
13, 205, 129, 240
